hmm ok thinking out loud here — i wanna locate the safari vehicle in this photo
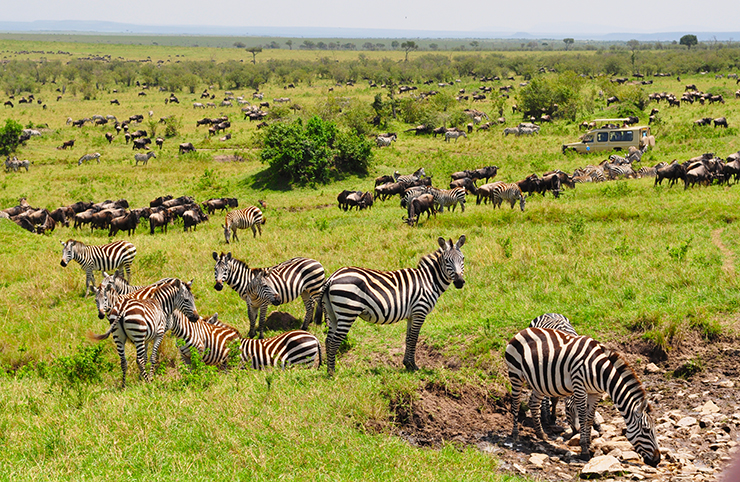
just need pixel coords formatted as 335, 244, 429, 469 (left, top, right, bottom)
562, 119, 654, 154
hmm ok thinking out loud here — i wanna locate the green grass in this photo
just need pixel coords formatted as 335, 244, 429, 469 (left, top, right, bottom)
1, 38, 740, 480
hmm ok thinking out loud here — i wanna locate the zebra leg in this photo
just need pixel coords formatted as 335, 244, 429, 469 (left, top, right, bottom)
402, 314, 426, 371
247, 304, 257, 338
573, 386, 592, 460
258, 302, 269, 339
112, 331, 128, 388
300, 292, 314, 330
232, 227, 239, 242
149, 332, 165, 377
529, 391, 547, 440
85, 269, 95, 297
135, 340, 150, 382
509, 372, 524, 439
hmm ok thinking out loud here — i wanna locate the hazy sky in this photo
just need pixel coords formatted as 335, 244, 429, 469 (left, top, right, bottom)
4, 0, 740, 35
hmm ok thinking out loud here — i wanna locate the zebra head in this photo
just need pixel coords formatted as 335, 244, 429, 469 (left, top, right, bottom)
212, 251, 232, 291
222, 222, 231, 244
246, 268, 281, 306
437, 235, 466, 289
60, 239, 76, 267
625, 399, 661, 467
178, 280, 200, 323
94, 283, 117, 320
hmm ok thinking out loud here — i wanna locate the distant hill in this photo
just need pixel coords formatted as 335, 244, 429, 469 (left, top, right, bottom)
0, 20, 738, 42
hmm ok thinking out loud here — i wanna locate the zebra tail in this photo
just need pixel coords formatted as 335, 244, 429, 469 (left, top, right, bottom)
313, 295, 324, 325
318, 278, 336, 326
88, 320, 118, 341
317, 341, 323, 367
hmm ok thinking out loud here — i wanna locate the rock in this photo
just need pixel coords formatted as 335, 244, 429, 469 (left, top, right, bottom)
512, 463, 527, 474
620, 450, 641, 461
717, 379, 735, 388
580, 455, 624, 479
696, 400, 721, 415
676, 416, 698, 428
529, 453, 548, 467
645, 362, 661, 374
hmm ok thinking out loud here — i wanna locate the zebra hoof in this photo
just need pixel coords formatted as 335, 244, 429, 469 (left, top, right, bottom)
403, 361, 419, 371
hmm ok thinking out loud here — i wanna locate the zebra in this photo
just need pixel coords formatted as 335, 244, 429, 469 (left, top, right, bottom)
91, 278, 200, 387
376, 134, 396, 147
213, 252, 326, 338
430, 187, 466, 212
171, 312, 321, 369
444, 131, 467, 142
604, 162, 635, 180
393, 167, 425, 184
491, 182, 526, 211
60, 239, 137, 297
93, 272, 177, 321
78, 152, 101, 166
400, 185, 431, 208
506, 327, 661, 466
322, 235, 466, 376
134, 151, 156, 166
529, 313, 579, 430
223, 206, 264, 243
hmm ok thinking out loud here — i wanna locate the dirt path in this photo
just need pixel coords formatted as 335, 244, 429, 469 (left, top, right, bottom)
712, 228, 735, 277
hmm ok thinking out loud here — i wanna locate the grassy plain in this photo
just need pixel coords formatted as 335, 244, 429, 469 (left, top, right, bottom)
0, 37, 739, 480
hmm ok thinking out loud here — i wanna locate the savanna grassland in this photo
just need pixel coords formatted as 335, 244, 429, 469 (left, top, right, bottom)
1, 38, 740, 480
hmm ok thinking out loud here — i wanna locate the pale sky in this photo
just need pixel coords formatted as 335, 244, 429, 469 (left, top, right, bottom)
4, 0, 740, 36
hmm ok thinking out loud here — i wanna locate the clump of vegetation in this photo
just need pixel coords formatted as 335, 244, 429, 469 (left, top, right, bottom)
517, 71, 585, 121
53, 344, 112, 386
667, 237, 693, 262
672, 356, 703, 379
0, 118, 23, 156
261, 116, 373, 184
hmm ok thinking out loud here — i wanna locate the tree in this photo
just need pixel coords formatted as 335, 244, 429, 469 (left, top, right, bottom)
401, 41, 418, 62
429, 43, 439, 51
470, 41, 480, 50
680, 34, 698, 50
285, 40, 293, 50
563, 38, 574, 51
246, 47, 262, 65
627, 39, 640, 72
0, 119, 23, 156
233, 41, 246, 49
391, 41, 399, 49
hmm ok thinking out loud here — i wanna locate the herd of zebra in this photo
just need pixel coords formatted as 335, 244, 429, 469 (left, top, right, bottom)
57, 233, 662, 466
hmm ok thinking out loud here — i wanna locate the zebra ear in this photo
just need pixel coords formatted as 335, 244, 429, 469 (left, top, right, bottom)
186, 279, 194, 289
212, 252, 218, 261
60, 241, 65, 247
455, 235, 466, 249
437, 237, 447, 249
227, 252, 232, 259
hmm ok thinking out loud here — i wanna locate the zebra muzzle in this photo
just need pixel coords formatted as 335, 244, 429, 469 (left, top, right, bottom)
453, 278, 465, 289
187, 312, 200, 323
214, 281, 223, 291
60, 260, 67, 267
98, 312, 105, 320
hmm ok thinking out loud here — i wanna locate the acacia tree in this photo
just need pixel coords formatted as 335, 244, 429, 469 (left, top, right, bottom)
627, 39, 640, 72
285, 40, 293, 50
246, 47, 262, 64
401, 41, 418, 62
680, 34, 698, 50
563, 38, 574, 51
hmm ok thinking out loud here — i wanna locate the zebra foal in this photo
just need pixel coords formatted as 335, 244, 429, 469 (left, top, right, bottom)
223, 206, 264, 243
213, 252, 325, 338
322, 235, 466, 376
491, 182, 526, 211
60, 239, 137, 297
506, 327, 660, 466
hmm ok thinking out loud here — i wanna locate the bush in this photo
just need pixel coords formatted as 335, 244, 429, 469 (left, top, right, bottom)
333, 130, 373, 175
517, 72, 585, 121
0, 118, 23, 156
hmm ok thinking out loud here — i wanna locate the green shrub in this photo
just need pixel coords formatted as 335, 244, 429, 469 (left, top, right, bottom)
333, 130, 373, 175
0, 118, 23, 156
53, 344, 112, 386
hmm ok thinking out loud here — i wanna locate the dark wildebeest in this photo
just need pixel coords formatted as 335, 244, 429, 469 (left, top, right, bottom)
149, 209, 171, 234
179, 143, 195, 154
449, 177, 478, 194
337, 190, 352, 211
470, 166, 498, 184
516, 175, 542, 197
404, 193, 436, 226
655, 161, 686, 187
108, 211, 140, 236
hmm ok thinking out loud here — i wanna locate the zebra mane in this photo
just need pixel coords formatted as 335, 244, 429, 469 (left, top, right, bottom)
204, 314, 242, 337
602, 347, 648, 405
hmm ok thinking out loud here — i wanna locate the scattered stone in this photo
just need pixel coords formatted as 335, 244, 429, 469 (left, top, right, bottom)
676, 416, 698, 428
529, 453, 548, 467
512, 463, 527, 474
580, 455, 625, 479
695, 400, 721, 415
717, 379, 735, 388
620, 450, 641, 461
645, 363, 661, 374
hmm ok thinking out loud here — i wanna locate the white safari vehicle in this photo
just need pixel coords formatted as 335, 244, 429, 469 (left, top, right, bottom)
562, 119, 655, 154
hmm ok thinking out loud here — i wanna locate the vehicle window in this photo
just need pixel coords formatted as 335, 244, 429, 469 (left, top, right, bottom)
609, 132, 623, 142
623, 131, 634, 142
596, 132, 608, 142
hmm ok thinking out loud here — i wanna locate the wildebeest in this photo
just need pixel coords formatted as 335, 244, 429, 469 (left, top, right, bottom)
470, 166, 498, 184
179, 143, 196, 154
104, 132, 114, 143
449, 177, 478, 194
183, 208, 208, 232
108, 211, 140, 236
714, 117, 728, 128
403, 193, 436, 226
149, 209, 171, 234
655, 161, 686, 187
374, 182, 407, 201
58, 139, 75, 150
203, 198, 239, 215
155, 137, 164, 149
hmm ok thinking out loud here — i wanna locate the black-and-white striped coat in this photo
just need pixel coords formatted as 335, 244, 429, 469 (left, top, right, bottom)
322, 236, 466, 376
60, 239, 137, 297
400, 186, 431, 208
213, 252, 326, 338
393, 167, 425, 184
431, 187, 466, 212
604, 162, 635, 180
222, 206, 264, 243
78, 152, 101, 165
529, 313, 579, 429
171, 312, 321, 369
491, 182, 526, 211
93, 272, 177, 321
91, 278, 200, 387
505, 328, 661, 466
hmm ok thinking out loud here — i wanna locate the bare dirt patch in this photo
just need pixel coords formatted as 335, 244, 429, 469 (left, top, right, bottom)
366, 336, 740, 481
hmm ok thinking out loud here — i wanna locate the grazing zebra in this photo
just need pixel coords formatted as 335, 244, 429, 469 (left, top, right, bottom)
491, 182, 526, 211
134, 151, 156, 166
60, 239, 137, 297
78, 152, 101, 166
400, 185, 431, 208
171, 312, 321, 368
393, 167, 425, 184
322, 235, 466, 376
444, 130, 467, 142
431, 187, 466, 212
604, 162, 635, 180
93, 272, 177, 321
223, 206, 264, 243
376, 134, 396, 147
506, 327, 661, 466
529, 313, 579, 429
213, 252, 326, 338
91, 279, 200, 387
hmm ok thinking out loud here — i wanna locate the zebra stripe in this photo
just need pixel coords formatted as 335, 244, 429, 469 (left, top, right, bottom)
505, 327, 660, 466
529, 313, 579, 431
491, 182, 526, 211
78, 152, 101, 165
400, 186, 431, 208
94, 273, 178, 321
223, 206, 264, 243
171, 312, 321, 369
322, 236, 466, 376
60, 239, 137, 297
430, 187, 466, 212
604, 162, 635, 180
393, 167, 425, 184
92, 279, 199, 387
213, 252, 326, 338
